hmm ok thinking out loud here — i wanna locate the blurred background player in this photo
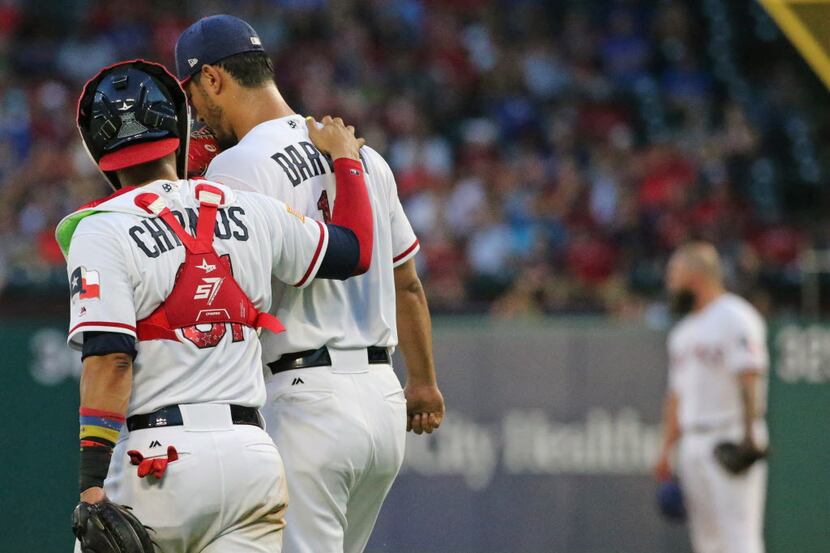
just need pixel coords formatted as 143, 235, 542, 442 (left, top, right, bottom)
67, 58, 376, 552
175, 14, 444, 553
655, 242, 769, 553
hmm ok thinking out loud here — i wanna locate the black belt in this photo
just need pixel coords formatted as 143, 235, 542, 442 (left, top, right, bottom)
126, 404, 263, 432
268, 346, 391, 375
685, 417, 765, 434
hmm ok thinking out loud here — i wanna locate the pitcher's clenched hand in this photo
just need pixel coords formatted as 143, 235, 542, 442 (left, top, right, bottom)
405, 382, 444, 434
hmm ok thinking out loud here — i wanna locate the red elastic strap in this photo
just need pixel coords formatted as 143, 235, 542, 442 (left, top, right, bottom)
158, 208, 200, 252
254, 312, 286, 334
136, 192, 205, 253
193, 203, 217, 253
331, 158, 374, 274
194, 182, 225, 205
136, 319, 179, 342
134, 192, 161, 214
193, 183, 224, 251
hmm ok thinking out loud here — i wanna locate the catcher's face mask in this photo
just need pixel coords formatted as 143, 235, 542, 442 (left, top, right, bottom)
77, 59, 191, 190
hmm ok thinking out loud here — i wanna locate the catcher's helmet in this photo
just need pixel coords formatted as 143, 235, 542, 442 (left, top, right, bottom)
77, 59, 190, 190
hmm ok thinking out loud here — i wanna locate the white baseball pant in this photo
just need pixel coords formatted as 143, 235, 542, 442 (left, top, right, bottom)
678, 420, 768, 553
74, 403, 288, 553
262, 349, 407, 553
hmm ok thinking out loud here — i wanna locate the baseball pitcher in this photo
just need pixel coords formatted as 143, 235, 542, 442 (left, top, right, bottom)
62, 59, 375, 553
654, 242, 769, 553
174, 15, 445, 553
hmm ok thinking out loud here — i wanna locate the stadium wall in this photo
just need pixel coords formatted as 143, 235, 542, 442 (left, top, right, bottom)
2, 318, 827, 553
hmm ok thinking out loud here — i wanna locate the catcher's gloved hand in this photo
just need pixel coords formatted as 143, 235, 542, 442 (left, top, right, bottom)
72, 500, 155, 553
187, 120, 220, 178
714, 441, 768, 475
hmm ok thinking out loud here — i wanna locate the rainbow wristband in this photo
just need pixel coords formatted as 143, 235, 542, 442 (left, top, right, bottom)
79, 407, 125, 493
79, 407, 125, 448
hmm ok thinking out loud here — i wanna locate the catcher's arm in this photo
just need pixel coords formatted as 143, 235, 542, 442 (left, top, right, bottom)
78, 340, 134, 503
74, 336, 156, 553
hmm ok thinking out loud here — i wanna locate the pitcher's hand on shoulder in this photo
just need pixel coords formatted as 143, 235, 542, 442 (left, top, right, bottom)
307, 115, 365, 161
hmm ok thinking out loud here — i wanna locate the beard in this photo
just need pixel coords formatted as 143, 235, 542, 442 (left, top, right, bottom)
202, 99, 238, 150
669, 289, 696, 317
213, 126, 238, 150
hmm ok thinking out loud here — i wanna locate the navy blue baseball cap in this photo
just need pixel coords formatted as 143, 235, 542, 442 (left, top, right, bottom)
175, 15, 264, 83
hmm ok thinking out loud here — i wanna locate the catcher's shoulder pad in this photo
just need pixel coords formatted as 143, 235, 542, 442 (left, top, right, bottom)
72, 500, 155, 553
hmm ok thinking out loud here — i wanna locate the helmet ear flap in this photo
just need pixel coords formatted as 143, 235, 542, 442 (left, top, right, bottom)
91, 94, 122, 147
138, 84, 178, 133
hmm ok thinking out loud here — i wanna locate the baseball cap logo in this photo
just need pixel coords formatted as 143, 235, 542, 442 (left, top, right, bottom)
188, 58, 199, 68
250, 36, 261, 45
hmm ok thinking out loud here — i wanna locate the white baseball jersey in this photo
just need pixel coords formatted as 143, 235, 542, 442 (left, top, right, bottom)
206, 114, 419, 360
61, 178, 329, 415
668, 293, 769, 431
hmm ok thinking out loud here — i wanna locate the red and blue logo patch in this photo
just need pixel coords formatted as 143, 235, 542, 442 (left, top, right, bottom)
70, 266, 101, 300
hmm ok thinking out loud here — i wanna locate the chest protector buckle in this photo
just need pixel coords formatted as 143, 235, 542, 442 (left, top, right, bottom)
133, 184, 284, 342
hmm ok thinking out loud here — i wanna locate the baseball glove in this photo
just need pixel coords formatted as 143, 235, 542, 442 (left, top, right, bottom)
187, 120, 220, 178
72, 500, 155, 553
714, 441, 768, 475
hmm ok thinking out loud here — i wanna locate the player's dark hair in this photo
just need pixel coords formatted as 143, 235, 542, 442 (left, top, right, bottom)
197, 51, 274, 88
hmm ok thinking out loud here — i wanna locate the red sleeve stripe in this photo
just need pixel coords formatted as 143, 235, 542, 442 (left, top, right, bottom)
69, 321, 137, 335
393, 239, 420, 263
294, 220, 327, 287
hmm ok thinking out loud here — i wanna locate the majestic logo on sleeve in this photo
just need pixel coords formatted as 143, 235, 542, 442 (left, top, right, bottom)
70, 267, 100, 301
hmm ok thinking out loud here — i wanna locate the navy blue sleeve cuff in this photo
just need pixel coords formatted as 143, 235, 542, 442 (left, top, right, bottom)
317, 224, 360, 280
82, 331, 137, 360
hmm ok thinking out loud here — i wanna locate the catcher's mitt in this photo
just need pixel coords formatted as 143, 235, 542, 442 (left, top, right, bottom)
187, 120, 220, 178
714, 441, 768, 475
72, 500, 155, 553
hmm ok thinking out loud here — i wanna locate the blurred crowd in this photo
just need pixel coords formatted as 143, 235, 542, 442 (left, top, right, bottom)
0, 0, 826, 316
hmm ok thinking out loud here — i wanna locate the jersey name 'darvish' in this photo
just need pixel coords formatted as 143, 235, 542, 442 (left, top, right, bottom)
270, 138, 371, 188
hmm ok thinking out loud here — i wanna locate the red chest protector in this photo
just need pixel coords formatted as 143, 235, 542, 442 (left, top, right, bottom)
133, 183, 284, 342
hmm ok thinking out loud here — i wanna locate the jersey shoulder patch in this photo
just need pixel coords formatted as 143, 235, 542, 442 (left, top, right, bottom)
285, 204, 305, 222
